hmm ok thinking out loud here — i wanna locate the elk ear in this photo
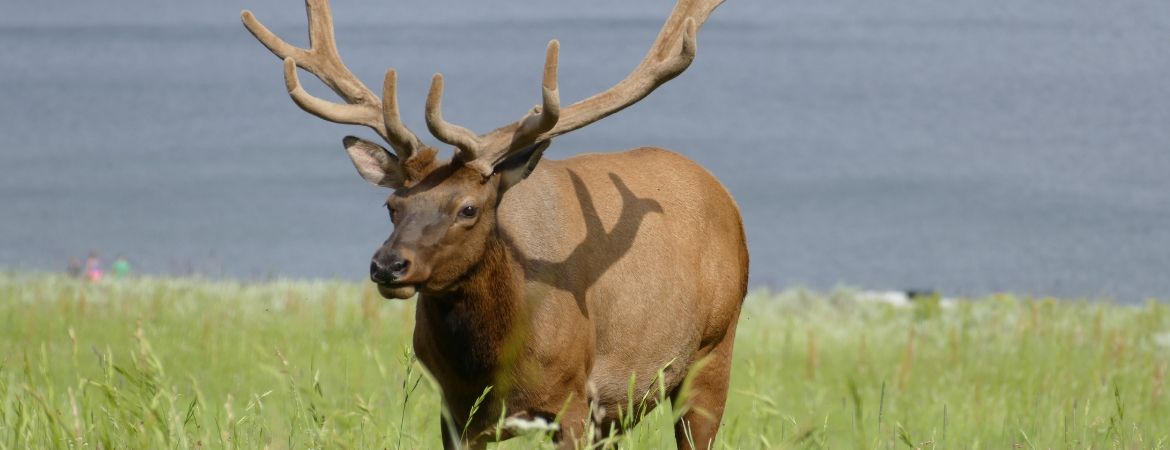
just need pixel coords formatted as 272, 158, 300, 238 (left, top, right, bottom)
343, 136, 406, 189
495, 140, 550, 192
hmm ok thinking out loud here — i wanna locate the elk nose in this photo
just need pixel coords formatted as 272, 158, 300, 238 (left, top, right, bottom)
370, 253, 412, 283
369, 260, 384, 282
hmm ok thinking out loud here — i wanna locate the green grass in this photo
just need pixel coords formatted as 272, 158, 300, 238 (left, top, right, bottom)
1, 273, 1168, 449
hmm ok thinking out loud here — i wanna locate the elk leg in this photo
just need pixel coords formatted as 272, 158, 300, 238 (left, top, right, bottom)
440, 415, 459, 450
672, 333, 737, 450
553, 395, 592, 450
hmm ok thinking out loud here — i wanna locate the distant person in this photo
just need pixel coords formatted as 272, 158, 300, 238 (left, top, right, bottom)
112, 255, 132, 279
66, 257, 83, 278
84, 251, 103, 282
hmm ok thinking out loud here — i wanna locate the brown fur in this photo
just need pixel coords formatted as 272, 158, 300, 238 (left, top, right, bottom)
401, 147, 439, 186
377, 147, 748, 449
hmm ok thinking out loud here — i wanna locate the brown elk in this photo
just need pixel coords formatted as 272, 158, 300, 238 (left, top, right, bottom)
241, 0, 747, 448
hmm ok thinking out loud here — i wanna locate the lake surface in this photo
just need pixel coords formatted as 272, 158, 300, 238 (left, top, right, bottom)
2, 0, 1168, 301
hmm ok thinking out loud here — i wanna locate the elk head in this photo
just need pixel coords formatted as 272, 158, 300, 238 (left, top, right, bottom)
242, 0, 720, 299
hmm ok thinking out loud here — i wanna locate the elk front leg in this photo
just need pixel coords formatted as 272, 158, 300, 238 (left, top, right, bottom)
550, 393, 593, 450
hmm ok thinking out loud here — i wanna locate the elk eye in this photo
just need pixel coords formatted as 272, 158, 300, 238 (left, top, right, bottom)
458, 205, 479, 219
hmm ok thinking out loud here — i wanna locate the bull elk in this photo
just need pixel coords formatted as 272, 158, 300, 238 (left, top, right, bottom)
241, 0, 747, 448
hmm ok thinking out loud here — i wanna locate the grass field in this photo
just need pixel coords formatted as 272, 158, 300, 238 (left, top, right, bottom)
1, 273, 1168, 449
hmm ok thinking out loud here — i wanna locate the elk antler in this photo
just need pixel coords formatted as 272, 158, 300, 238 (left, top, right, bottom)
425, 40, 561, 174
241, 0, 423, 162
425, 0, 723, 175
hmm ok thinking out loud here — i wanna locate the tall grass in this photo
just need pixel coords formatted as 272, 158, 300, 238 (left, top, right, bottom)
1, 273, 1167, 448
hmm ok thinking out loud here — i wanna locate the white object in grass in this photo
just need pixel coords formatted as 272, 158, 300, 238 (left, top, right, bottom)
504, 416, 559, 434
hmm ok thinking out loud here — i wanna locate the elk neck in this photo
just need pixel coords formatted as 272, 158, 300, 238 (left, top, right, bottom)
413, 226, 530, 388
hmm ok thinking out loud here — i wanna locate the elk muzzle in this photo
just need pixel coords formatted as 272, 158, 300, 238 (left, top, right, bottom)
370, 248, 421, 299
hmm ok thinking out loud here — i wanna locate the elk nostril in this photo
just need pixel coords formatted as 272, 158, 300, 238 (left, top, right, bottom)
389, 258, 410, 276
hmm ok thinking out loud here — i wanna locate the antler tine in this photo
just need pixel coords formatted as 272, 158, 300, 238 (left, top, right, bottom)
382, 70, 420, 161
439, 40, 561, 175
655, 18, 698, 81
282, 57, 381, 126
535, 0, 721, 141
511, 40, 561, 150
243, 1, 376, 107
240, 10, 310, 67
242, 0, 423, 160
425, 73, 484, 160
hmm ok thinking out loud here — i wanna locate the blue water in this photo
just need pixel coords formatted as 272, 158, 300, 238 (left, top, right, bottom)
2, 0, 1168, 301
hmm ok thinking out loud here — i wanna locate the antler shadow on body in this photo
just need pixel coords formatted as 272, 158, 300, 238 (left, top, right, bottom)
502, 171, 664, 315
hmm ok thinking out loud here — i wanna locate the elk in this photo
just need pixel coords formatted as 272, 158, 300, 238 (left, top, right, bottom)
241, 0, 747, 448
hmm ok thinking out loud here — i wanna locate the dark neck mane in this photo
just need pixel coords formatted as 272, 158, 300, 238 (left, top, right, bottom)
415, 232, 527, 390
